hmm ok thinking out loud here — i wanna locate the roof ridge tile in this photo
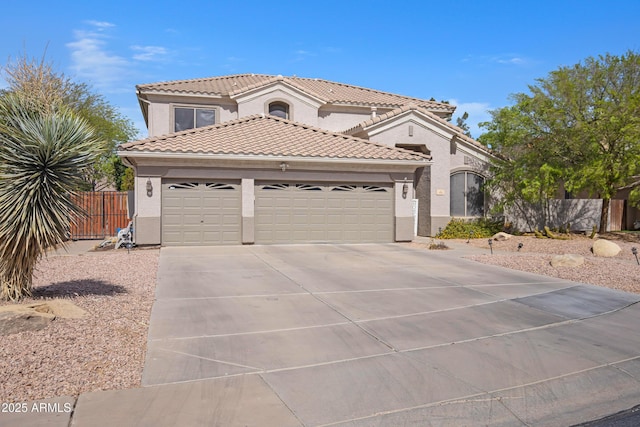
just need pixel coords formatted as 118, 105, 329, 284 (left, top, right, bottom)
136, 74, 455, 112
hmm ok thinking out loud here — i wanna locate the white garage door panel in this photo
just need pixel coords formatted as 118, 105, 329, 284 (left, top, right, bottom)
162, 181, 241, 246
255, 182, 393, 244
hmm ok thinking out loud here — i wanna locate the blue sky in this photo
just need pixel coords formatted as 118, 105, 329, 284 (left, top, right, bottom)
1, 0, 638, 138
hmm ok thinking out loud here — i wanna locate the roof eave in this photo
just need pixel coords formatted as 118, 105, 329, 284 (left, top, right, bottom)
116, 150, 432, 166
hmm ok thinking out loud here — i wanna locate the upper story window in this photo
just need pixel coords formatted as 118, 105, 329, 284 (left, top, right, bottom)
174, 107, 216, 132
268, 102, 289, 119
450, 171, 485, 217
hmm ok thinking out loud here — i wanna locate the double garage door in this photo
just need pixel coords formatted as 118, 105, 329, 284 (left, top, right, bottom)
162, 180, 393, 245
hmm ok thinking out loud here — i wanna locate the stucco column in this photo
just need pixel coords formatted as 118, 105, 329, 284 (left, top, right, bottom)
415, 166, 431, 237
134, 175, 161, 245
241, 178, 255, 244
394, 179, 414, 242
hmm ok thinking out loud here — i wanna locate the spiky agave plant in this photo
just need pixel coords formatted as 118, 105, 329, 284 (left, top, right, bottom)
0, 93, 103, 300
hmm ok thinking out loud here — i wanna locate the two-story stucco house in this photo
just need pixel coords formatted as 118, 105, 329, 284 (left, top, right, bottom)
117, 74, 495, 246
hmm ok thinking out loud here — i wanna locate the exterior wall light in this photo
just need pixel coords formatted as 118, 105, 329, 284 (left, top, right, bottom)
402, 178, 408, 199
146, 178, 153, 197
280, 162, 289, 172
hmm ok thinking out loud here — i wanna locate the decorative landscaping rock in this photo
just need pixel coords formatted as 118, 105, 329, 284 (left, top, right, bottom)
0, 299, 86, 336
0, 305, 55, 335
592, 239, 621, 257
44, 299, 87, 319
492, 232, 513, 241
550, 254, 585, 268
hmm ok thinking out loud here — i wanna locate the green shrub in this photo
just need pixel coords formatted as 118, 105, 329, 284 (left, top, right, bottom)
438, 217, 504, 239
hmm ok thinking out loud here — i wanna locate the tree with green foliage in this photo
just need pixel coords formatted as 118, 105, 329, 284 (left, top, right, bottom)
455, 111, 472, 138
479, 104, 565, 229
0, 92, 103, 300
1, 54, 137, 190
480, 51, 640, 232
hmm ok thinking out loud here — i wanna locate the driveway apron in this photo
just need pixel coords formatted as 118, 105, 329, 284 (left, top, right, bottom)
135, 244, 640, 426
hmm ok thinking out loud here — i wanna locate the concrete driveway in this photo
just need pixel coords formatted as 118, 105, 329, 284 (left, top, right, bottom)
77, 244, 640, 426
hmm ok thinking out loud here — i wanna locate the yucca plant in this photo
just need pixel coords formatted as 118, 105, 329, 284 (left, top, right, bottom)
0, 93, 103, 300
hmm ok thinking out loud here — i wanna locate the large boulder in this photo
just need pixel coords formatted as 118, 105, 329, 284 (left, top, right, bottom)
0, 299, 86, 336
592, 239, 621, 257
492, 232, 513, 241
0, 305, 55, 335
44, 299, 87, 319
550, 254, 585, 268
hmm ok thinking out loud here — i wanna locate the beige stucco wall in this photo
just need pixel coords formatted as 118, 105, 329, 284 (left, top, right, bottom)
147, 102, 170, 137
318, 106, 392, 132
394, 180, 415, 241
133, 175, 162, 245
449, 139, 492, 173
241, 178, 255, 244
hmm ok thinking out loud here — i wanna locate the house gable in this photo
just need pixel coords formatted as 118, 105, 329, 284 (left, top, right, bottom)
230, 81, 324, 126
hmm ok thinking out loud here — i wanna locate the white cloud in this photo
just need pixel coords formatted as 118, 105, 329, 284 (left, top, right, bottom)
131, 45, 168, 62
291, 49, 316, 62
462, 54, 530, 67
85, 20, 115, 30
448, 99, 492, 138
496, 56, 526, 65
66, 25, 129, 92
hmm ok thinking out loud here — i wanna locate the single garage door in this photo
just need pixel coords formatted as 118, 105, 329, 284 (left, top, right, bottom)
255, 182, 393, 244
162, 180, 241, 245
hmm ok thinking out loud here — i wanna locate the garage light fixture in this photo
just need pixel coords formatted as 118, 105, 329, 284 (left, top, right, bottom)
280, 162, 289, 172
146, 178, 153, 197
402, 177, 408, 199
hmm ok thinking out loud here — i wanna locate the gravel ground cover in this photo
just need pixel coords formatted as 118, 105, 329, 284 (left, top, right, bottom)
457, 233, 640, 294
0, 247, 159, 403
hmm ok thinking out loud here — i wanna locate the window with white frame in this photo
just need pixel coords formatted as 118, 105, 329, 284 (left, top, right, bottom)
174, 107, 216, 132
450, 171, 485, 217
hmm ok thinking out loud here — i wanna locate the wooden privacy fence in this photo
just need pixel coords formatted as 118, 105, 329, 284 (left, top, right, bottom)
70, 191, 130, 240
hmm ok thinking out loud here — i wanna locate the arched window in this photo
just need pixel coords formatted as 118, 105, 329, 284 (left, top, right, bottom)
268, 102, 289, 119
450, 171, 485, 217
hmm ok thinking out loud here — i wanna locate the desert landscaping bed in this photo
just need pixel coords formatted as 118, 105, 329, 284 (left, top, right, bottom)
457, 233, 640, 294
0, 247, 159, 403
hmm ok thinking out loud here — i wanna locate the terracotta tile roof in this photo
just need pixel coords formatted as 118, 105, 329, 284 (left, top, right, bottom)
119, 115, 432, 162
136, 74, 455, 112
343, 104, 495, 156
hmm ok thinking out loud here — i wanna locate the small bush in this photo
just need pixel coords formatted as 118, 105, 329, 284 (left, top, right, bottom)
438, 217, 504, 239
428, 239, 449, 250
